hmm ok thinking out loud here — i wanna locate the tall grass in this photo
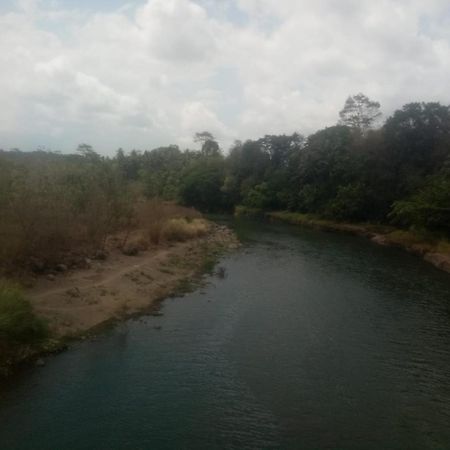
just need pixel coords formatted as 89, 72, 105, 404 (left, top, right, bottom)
162, 218, 209, 242
0, 153, 132, 273
0, 150, 208, 274
135, 199, 202, 245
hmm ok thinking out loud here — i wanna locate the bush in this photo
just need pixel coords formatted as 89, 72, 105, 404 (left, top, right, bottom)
162, 218, 209, 242
326, 183, 369, 221
243, 182, 274, 209
136, 199, 201, 245
390, 169, 450, 233
179, 159, 226, 212
0, 150, 133, 272
0, 281, 48, 344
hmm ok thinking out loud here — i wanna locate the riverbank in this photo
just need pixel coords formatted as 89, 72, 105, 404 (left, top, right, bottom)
263, 211, 450, 274
1, 222, 240, 376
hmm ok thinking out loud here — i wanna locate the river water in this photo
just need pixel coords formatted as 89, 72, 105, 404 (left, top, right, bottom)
1, 219, 450, 450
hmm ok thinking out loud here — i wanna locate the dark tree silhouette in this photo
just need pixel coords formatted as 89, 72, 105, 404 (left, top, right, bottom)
194, 131, 221, 157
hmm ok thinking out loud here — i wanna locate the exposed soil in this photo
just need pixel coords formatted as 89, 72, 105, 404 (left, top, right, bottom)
27, 224, 240, 338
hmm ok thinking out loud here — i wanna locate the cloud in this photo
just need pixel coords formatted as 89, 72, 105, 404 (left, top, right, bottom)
0, 0, 450, 153
136, 0, 218, 62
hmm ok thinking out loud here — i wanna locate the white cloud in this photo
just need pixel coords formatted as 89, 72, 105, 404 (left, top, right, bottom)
0, 0, 449, 153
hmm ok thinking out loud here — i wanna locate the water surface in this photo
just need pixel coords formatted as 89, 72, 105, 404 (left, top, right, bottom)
1, 220, 450, 449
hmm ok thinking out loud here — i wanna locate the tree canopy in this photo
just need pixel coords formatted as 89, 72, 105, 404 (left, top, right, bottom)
339, 93, 382, 134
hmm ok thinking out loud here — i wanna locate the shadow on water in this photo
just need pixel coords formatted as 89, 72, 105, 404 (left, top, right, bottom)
1, 217, 450, 450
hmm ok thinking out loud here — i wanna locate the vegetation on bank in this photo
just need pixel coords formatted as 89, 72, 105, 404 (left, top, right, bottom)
0, 93, 449, 373
0, 145, 204, 276
1, 94, 449, 275
0, 281, 47, 343
0, 144, 223, 374
0, 281, 49, 375
2, 97, 449, 246
265, 211, 450, 258
263, 211, 391, 235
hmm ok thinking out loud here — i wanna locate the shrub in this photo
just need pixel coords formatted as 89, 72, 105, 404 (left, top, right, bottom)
162, 218, 209, 242
0, 150, 133, 271
136, 199, 202, 245
179, 159, 226, 212
243, 182, 274, 209
389, 169, 450, 233
0, 281, 48, 344
326, 183, 369, 221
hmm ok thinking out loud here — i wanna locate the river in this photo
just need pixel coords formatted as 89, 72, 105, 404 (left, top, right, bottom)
1, 219, 450, 449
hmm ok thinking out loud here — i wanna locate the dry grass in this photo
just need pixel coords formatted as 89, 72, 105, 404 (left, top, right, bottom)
0, 158, 133, 274
123, 199, 205, 248
162, 218, 209, 242
384, 230, 450, 255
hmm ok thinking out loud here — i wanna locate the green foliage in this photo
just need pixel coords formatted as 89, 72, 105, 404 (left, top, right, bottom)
243, 182, 273, 209
291, 126, 360, 213
194, 132, 221, 157
0, 281, 48, 344
326, 183, 369, 221
390, 169, 450, 233
140, 146, 185, 199
383, 102, 450, 196
296, 184, 325, 213
179, 158, 226, 212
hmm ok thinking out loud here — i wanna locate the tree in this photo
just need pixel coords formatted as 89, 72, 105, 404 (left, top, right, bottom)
339, 93, 382, 134
258, 133, 304, 168
389, 166, 450, 233
223, 139, 271, 205
141, 146, 185, 199
243, 182, 274, 209
179, 159, 226, 212
292, 126, 371, 216
194, 131, 221, 157
383, 103, 450, 184
76, 143, 102, 163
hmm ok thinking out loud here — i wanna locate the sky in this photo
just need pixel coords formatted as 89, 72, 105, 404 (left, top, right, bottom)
1, 0, 450, 154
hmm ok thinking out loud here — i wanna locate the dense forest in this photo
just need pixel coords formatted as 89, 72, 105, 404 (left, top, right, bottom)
1, 94, 450, 272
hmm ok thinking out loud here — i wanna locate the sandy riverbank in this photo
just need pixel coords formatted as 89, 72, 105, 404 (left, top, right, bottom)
27, 223, 239, 338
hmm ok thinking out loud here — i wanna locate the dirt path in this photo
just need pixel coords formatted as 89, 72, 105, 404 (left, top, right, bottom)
27, 225, 239, 337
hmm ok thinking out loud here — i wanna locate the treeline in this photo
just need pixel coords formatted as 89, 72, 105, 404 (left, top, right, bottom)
114, 96, 450, 236
1, 95, 450, 260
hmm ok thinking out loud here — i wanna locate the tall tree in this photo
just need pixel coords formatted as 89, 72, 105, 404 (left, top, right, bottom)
339, 93, 382, 134
194, 131, 221, 157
